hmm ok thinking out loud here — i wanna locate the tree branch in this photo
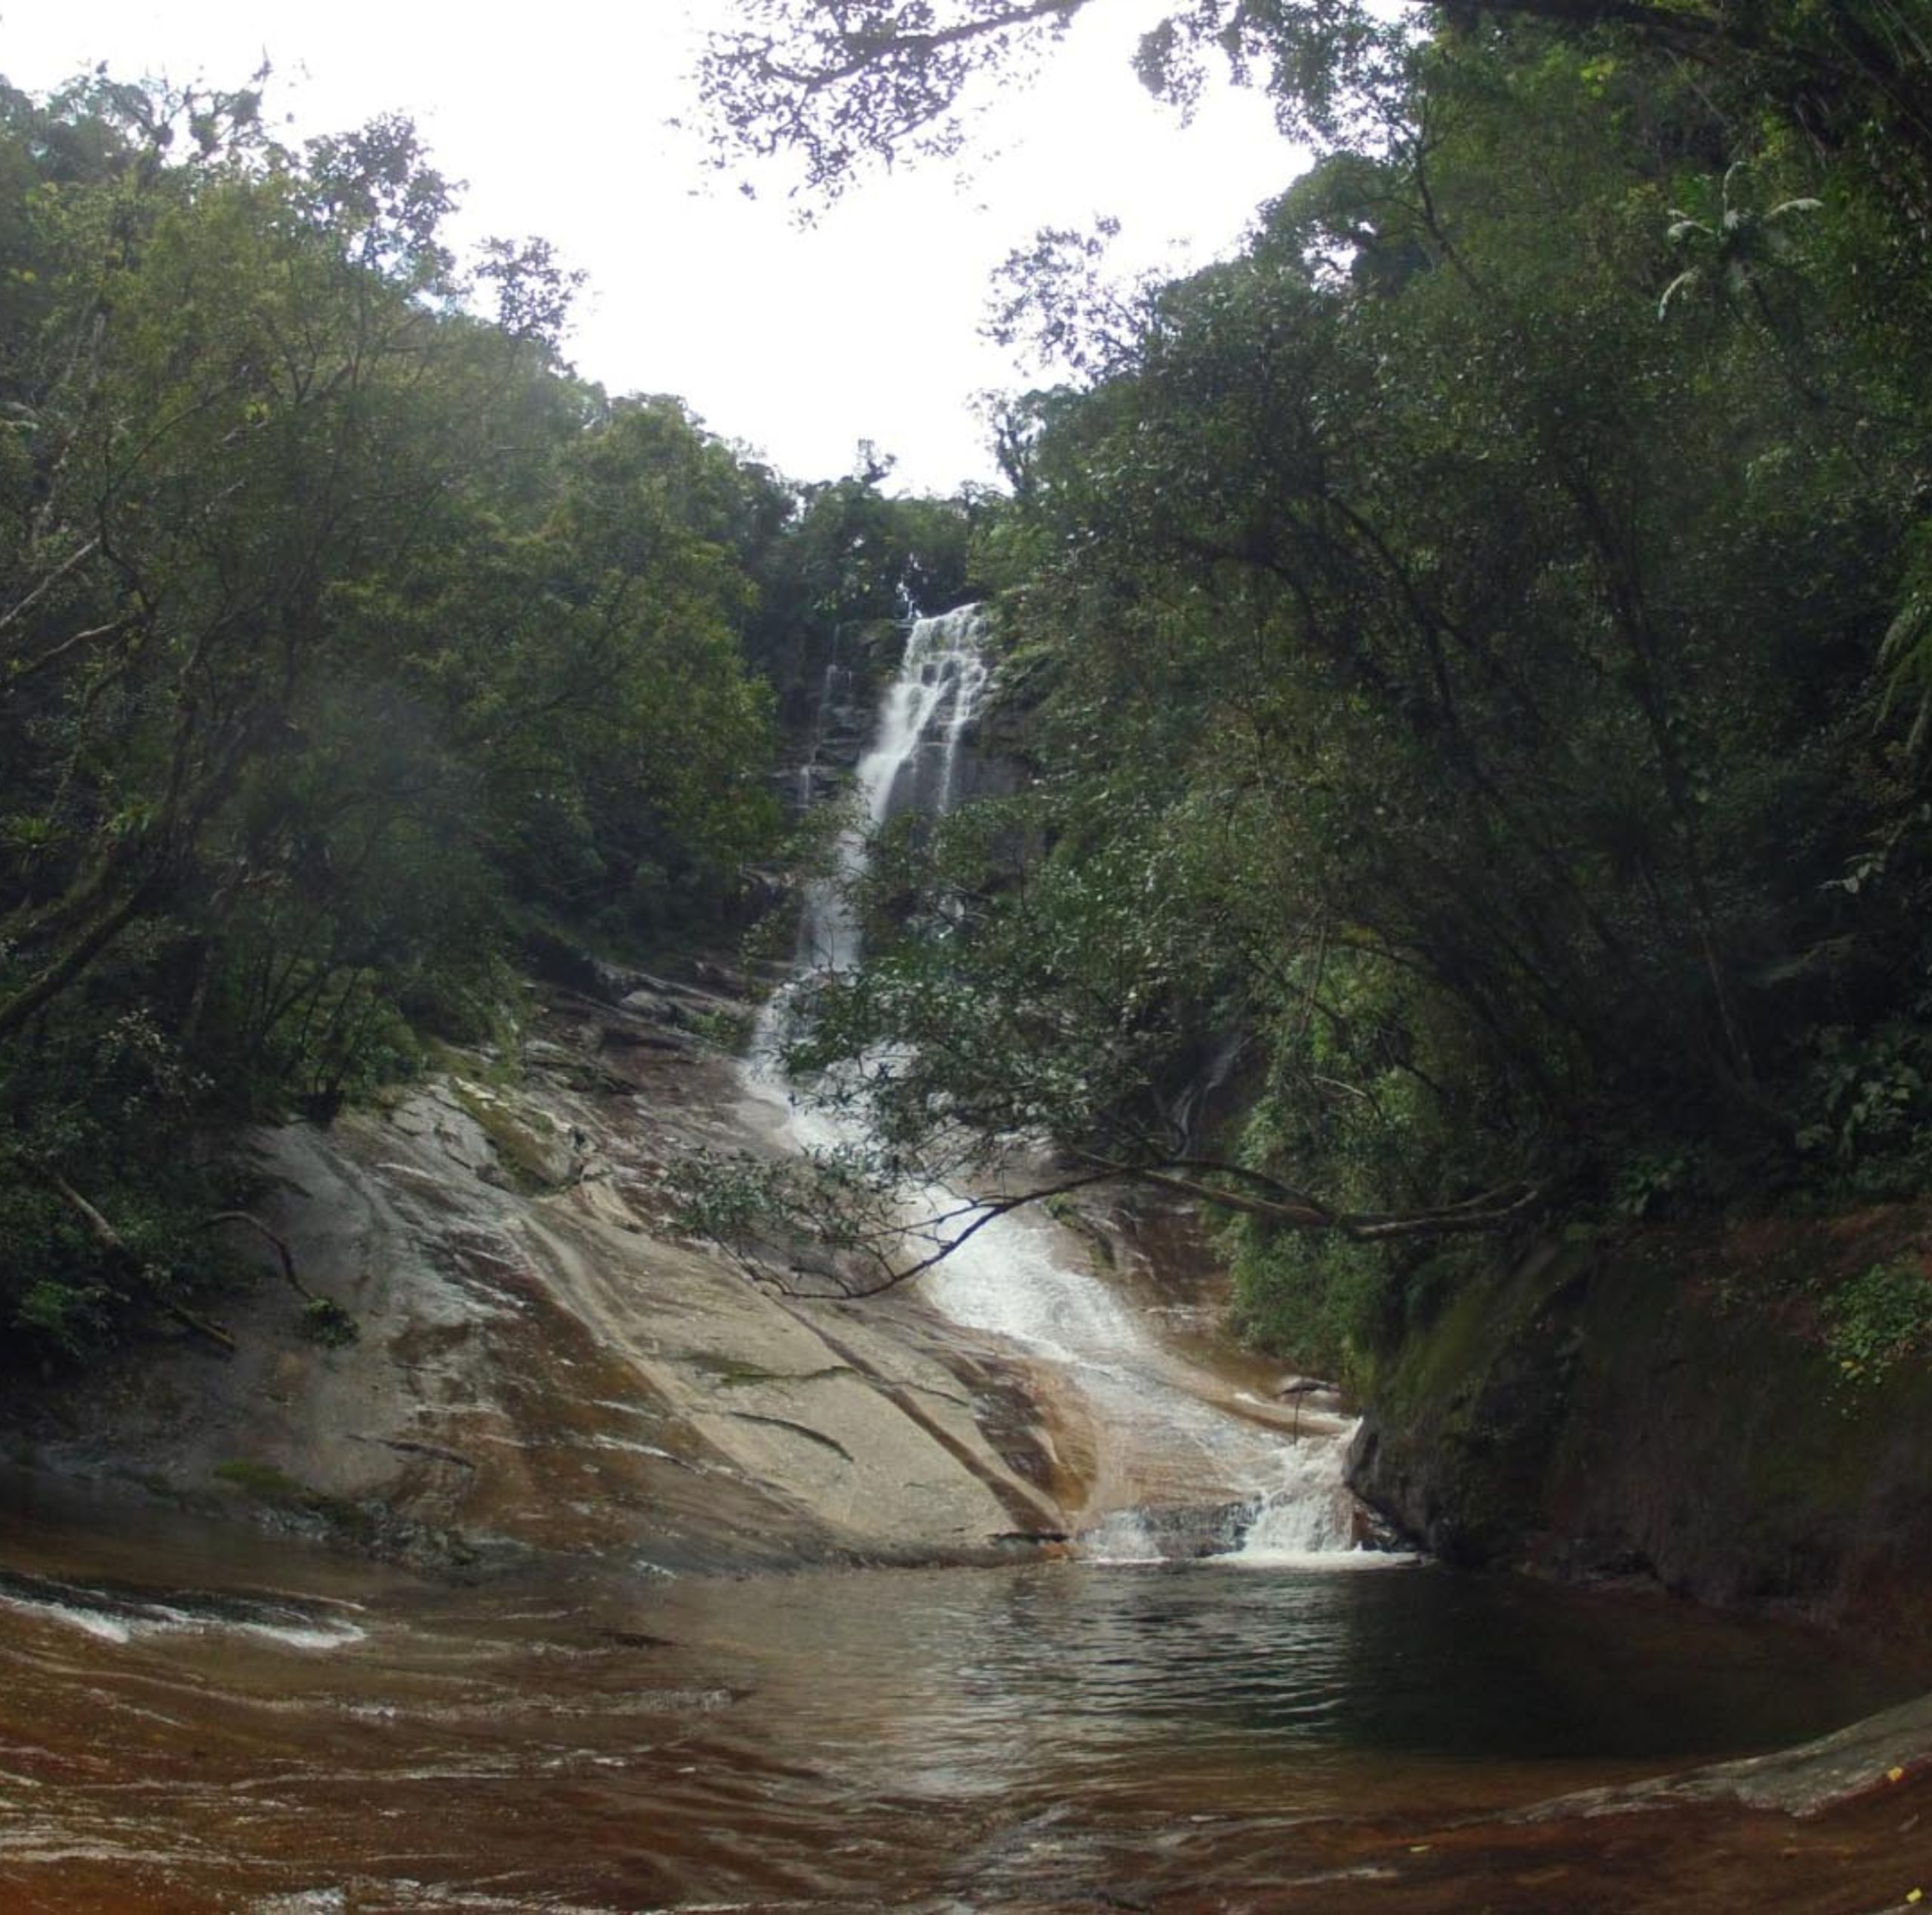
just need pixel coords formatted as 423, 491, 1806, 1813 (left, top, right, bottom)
737, 1144, 1540, 1297
23, 1159, 237, 1353
0, 535, 102, 642
204, 1211, 318, 1302
756, 0, 1086, 95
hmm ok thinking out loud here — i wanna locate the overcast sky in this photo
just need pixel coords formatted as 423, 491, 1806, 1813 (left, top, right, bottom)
1, 2, 1307, 493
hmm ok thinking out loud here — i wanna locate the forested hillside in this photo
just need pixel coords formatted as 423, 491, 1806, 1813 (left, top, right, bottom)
11, 2, 1932, 1393
721, 1, 1932, 1372
0, 73, 971, 1363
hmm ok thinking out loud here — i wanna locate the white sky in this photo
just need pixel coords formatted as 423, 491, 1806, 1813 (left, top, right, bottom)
0, 2, 1307, 494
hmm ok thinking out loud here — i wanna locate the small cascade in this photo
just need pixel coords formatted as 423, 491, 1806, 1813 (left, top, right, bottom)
1078, 1508, 1164, 1566
1217, 1433, 1367, 1565
752, 605, 1377, 1567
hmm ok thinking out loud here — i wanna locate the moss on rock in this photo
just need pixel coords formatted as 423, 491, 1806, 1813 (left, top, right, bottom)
1352, 1212, 1932, 1646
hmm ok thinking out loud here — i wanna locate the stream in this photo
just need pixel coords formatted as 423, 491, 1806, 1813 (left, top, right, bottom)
2, 609, 1929, 1913
0, 1463, 1920, 1913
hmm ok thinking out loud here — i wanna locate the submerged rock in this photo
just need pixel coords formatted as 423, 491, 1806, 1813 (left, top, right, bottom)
1275, 1374, 1343, 1409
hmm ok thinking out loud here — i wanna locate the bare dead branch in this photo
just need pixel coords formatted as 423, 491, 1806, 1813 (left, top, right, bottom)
0, 535, 102, 641
23, 1159, 237, 1353
204, 1210, 317, 1301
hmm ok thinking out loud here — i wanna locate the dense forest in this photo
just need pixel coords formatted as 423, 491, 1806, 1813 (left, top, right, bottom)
708, 1, 1932, 1372
10, 0, 1932, 1391
0, 72, 972, 1362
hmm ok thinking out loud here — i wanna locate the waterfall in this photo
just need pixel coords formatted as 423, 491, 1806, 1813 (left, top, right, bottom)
796, 604, 989, 975
755, 606, 1381, 1567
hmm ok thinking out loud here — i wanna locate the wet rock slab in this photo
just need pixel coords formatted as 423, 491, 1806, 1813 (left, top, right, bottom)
11, 987, 1067, 1575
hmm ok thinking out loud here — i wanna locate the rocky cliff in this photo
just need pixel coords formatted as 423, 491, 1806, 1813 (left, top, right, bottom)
1350, 1215, 1932, 1646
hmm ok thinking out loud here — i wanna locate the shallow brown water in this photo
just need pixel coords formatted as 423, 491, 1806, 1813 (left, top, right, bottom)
2, 1468, 1924, 1913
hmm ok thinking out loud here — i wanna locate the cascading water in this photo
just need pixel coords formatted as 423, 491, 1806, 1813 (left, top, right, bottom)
796, 603, 989, 974
753, 606, 1372, 1565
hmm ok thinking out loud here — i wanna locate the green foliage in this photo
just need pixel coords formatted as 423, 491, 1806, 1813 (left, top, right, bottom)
669, 1147, 795, 1244
1823, 1259, 1932, 1391
702, 2, 1932, 226
728, 6, 1932, 1360
1796, 1021, 1932, 1190
1612, 1150, 1694, 1221
687, 1005, 755, 1051
1878, 528, 1932, 758
1227, 1230, 1389, 1379
668, 1142, 918, 1292
297, 1298, 359, 1348
0, 70, 931, 1366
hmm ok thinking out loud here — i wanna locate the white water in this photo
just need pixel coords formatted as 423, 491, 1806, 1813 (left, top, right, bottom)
795, 603, 989, 974
0, 1573, 368, 1649
752, 608, 1371, 1565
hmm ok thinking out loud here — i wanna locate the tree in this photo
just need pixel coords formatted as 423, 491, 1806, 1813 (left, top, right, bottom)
700, 17, 1932, 1371
0, 75, 798, 1362
698, 0, 1932, 206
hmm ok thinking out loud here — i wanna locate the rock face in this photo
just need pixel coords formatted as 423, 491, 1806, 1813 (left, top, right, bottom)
1349, 1222, 1932, 1646
16, 984, 1069, 1575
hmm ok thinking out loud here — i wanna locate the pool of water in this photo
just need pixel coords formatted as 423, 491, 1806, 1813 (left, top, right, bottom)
652, 1556, 1918, 1815
1, 1479, 1920, 1913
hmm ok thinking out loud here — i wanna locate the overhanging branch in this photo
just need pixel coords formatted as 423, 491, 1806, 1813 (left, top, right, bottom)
695, 1140, 1540, 1298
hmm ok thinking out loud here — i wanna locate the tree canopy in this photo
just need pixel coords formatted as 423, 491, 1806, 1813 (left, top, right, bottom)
0, 72, 973, 1364
698, 1, 1932, 1370
699, 0, 1932, 208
